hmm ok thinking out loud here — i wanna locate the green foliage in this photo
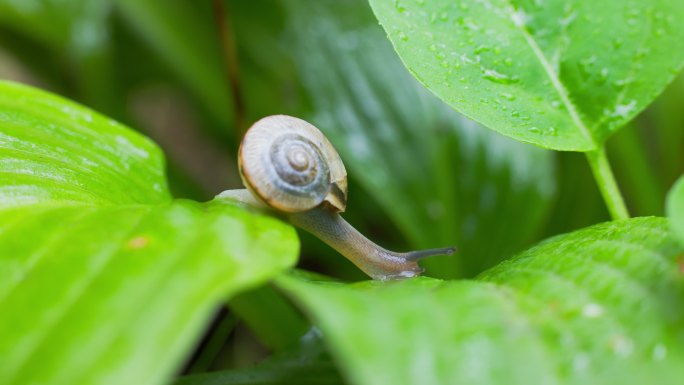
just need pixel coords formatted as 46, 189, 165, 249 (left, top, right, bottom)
667, 176, 684, 243
369, 0, 684, 151
0, 81, 298, 385
279, 218, 684, 385
0, 0, 683, 384
0, 81, 169, 207
281, 0, 554, 277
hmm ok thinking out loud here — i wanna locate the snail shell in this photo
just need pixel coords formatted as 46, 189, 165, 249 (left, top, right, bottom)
238, 115, 348, 213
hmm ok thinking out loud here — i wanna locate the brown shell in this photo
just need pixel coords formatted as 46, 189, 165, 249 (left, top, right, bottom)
238, 115, 348, 213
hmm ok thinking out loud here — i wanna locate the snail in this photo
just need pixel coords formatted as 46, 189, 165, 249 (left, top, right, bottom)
218, 115, 455, 280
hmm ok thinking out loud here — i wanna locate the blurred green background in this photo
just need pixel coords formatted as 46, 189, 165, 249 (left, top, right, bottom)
1, 0, 682, 378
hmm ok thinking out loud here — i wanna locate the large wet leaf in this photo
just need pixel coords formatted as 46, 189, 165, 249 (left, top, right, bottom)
369, 0, 684, 151
0, 80, 170, 208
0, 81, 300, 384
0, 200, 298, 385
282, 0, 555, 277
667, 175, 684, 243
279, 218, 684, 385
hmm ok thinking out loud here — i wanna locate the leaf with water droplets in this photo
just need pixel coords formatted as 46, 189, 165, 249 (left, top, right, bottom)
0, 80, 171, 208
280, 217, 684, 385
0, 81, 300, 385
369, 0, 684, 151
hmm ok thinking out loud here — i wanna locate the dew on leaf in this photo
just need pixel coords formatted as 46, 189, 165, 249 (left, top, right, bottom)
606, 100, 637, 119
610, 335, 634, 358
398, 31, 409, 41
482, 69, 518, 84
652, 344, 667, 361
510, 8, 529, 27
501, 92, 516, 101
581, 303, 603, 318
394, 0, 406, 13
474, 45, 490, 54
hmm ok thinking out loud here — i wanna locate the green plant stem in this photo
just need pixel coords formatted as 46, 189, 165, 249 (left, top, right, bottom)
585, 147, 630, 220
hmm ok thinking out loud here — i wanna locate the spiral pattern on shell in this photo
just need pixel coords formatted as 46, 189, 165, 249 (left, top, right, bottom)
239, 115, 347, 213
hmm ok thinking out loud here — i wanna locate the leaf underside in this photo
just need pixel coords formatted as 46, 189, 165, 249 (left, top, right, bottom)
279, 217, 684, 385
369, 0, 684, 151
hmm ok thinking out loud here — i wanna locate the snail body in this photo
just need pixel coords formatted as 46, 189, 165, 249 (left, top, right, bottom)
220, 115, 454, 281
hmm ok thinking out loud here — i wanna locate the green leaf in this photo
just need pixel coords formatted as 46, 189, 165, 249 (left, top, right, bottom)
0, 80, 170, 208
279, 218, 684, 385
0, 199, 298, 385
666, 175, 684, 244
282, 0, 555, 277
369, 0, 684, 151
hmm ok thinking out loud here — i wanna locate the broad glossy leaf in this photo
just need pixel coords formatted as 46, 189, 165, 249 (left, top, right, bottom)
369, 0, 684, 151
279, 218, 684, 385
0, 80, 170, 207
282, 0, 555, 277
0, 199, 298, 385
667, 176, 684, 243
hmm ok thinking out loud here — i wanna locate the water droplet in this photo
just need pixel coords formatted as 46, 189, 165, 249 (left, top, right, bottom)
501, 92, 516, 101
394, 0, 406, 13
511, 8, 529, 27
529, 126, 541, 134
572, 353, 590, 373
398, 31, 409, 41
474, 45, 489, 54
429, 44, 437, 52
611, 335, 634, 358
597, 68, 609, 85
503, 58, 513, 66
547, 127, 558, 136
582, 303, 603, 318
612, 38, 624, 49
652, 344, 667, 361
551, 100, 561, 108
482, 69, 519, 84
578, 55, 597, 80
